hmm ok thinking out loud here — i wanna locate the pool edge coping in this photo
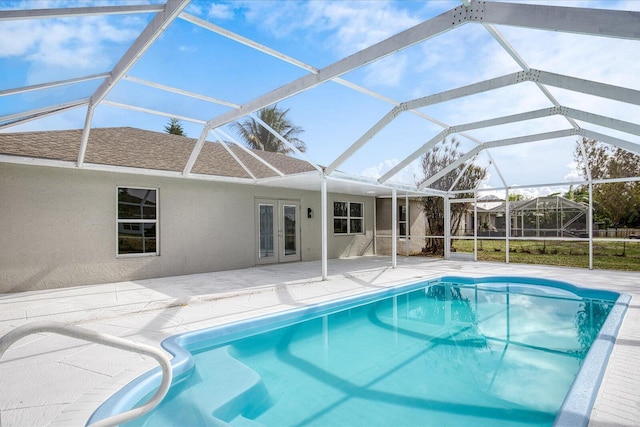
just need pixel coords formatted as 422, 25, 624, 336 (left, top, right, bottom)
87, 274, 628, 426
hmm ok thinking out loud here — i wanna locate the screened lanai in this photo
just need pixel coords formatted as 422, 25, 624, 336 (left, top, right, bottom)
1, 0, 640, 275
475, 196, 589, 238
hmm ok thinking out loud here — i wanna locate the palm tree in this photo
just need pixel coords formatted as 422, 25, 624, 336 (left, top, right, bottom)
232, 104, 306, 154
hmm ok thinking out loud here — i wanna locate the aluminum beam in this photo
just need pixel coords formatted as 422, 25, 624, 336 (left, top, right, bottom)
0, 99, 89, 130
418, 147, 483, 191
325, 107, 403, 174
179, 4, 508, 183
537, 70, 640, 106
478, 2, 640, 40
379, 130, 447, 184
180, 9, 491, 155
474, 16, 581, 131
123, 76, 241, 109
381, 104, 640, 185
327, 70, 527, 174
418, 129, 577, 190
88, 1, 189, 107
210, 130, 257, 181
78, 0, 190, 168
249, 113, 323, 173
578, 138, 593, 182
209, 128, 286, 177
405, 71, 526, 112
564, 107, 640, 138
202, 5, 467, 131
0, 4, 163, 21
379, 107, 558, 183
0, 73, 109, 97
329, 68, 640, 177
180, 13, 317, 74
580, 129, 640, 156
183, 125, 211, 176
101, 100, 207, 124
449, 159, 475, 192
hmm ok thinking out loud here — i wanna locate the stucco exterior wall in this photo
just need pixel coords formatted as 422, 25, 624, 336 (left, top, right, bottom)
375, 198, 427, 256
328, 194, 375, 258
0, 163, 374, 293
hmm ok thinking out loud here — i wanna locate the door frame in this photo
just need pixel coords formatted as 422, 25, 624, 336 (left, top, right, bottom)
255, 199, 301, 264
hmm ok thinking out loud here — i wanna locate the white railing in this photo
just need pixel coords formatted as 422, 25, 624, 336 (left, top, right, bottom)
0, 321, 172, 427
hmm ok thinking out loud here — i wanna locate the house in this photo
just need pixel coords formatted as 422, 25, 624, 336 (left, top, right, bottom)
487, 196, 589, 238
375, 194, 589, 255
0, 128, 378, 293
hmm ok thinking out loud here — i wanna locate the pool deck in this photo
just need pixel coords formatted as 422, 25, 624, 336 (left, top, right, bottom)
1, 257, 639, 426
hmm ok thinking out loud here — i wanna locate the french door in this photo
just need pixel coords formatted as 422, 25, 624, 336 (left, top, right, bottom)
256, 199, 301, 264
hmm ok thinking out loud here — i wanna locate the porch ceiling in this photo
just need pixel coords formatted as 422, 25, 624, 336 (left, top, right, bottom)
1, 1, 639, 197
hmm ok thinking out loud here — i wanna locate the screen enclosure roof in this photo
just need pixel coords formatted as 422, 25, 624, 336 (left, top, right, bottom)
1, 0, 639, 198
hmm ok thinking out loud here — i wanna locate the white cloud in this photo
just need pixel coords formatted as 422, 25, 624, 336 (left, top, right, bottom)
564, 161, 583, 183
363, 54, 408, 87
0, 13, 141, 78
185, 2, 204, 16
235, 0, 423, 86
361, 157, 426, 186
208, 3, 234, 20
307, 1, 421, 54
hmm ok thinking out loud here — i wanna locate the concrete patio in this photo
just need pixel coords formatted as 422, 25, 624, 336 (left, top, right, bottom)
1, 257, 639, 426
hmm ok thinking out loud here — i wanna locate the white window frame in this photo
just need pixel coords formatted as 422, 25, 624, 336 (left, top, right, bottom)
333, 201, 364, 235
116, 186, 159, 257
399, 204, 409, 238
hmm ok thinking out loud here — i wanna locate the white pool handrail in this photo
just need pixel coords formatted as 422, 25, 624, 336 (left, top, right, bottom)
0, 321, 172, 427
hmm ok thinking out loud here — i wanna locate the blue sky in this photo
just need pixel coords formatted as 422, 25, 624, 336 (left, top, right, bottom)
1, 0, 639, 197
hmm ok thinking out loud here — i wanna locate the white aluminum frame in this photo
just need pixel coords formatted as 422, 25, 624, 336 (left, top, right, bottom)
1, 1, 640, 276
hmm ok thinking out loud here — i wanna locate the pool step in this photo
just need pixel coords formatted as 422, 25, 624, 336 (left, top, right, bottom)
204, 346, 270, 423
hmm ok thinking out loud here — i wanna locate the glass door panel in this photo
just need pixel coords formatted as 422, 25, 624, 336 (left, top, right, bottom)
283, 204, 297, 257
257, 202, 277, 264
259, 204, 274, 258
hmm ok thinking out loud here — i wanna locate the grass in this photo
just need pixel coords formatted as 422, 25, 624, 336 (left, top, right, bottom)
450, 239, 640, 271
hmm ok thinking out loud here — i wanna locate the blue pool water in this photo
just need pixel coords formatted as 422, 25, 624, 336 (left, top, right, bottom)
90, 276, 627, 427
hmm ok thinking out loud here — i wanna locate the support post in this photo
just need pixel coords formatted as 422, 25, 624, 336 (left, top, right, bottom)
474, 192, 478, 261
322, 177, 328, 280
588, 181, 594, 270
505, 188, 510, 263
373, 197, 377, 255
444, 196, 451, 259
392, 188, 397, 269
405, 193, 409, 256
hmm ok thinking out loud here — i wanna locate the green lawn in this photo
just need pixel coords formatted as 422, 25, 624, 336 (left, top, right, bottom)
450, 239, 640, 271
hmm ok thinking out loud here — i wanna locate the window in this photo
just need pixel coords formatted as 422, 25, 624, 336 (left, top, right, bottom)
399, 205, 408, 237
117, 187, 158, 256
334, 201, 364, 234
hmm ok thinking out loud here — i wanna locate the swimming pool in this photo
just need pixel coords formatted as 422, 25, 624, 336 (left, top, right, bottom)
89, 276, 628, 426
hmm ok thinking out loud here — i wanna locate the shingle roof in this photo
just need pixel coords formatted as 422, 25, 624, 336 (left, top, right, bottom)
0, 127, 318, 179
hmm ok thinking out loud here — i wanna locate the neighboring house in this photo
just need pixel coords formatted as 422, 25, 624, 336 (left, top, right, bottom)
487, 196, 589, 238
0, 128, 376, 293
466, 195, 588, 237
376, 194, 588, 255
375, 197, 428, 256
